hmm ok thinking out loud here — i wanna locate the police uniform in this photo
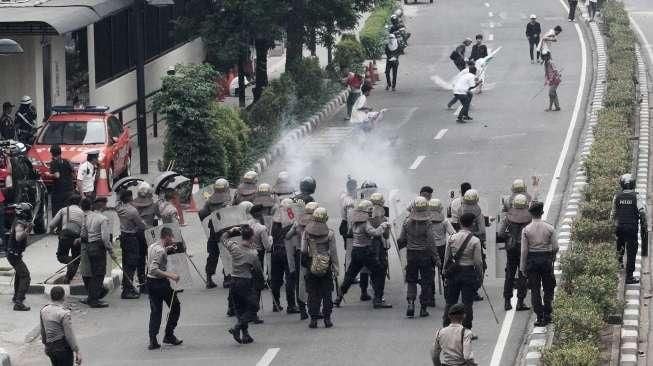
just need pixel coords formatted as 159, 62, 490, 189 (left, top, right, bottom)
79, 208, 112, 307
146, 241, 182, 348
49, 204, 84, 283
40, 302, 79, 365
8, 217, 31, 311
76, 152, 98, 200
225, 238, 263, 344
442, 230, 483, 329
336, 201, 390, 309
612, 180, 646, 283
301, 210, 339, 328
431, 304, 477, 366
199, 185, 231, 288
285, 204, 316, 319
370, 200, 391, 301
498, 192, 532, 310
117, 201, 146, 298
399, 205, 439, 317
272, 171, 295, 200
520, 211, 557, 326
131, 191, 159, 290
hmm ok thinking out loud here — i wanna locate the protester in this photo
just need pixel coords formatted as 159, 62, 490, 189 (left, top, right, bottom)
526, 15, 542, 63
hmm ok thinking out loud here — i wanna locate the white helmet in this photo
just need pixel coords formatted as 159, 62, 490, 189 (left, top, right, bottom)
512, 194, 529, 209
357, 199, 374, 213
277, 171, 289, 183
413, 196, 428, 210
239, 201, 254, 214
370, 192, 385, 206
313, 207, 329, 223
305, 202, 319, 215
137, 181, 152, 197
214, 178, 229, 191
428, 198, 443, 211
529, 14, 537, 19
20, 95, 32, 105
280, 198, 294, 207
511, 179, 527, 193
463, 189, 479, 203
242, 171, 258, 184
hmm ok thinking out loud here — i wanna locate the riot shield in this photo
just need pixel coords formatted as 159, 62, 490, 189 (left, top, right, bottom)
113, 176, 146, 193
143, 224, 193, 289
278, 201, 304, 227
212, 206, 249, 234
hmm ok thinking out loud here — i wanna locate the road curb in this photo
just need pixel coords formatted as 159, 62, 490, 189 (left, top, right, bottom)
250, 90, 349, 175
618, 45, 649, 366
25, 269, 122, 297
520, 16, 606, 366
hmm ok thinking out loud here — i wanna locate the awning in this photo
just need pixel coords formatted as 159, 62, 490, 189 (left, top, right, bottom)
0, 0, 134, 35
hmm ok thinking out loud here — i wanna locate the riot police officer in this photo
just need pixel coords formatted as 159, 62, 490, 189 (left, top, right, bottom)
199, 178, 232, 288
234, 171, 258, 205
398, 197, 439, 318
271, 198, 301, 314
457, 189, 487, 301
521, 201, 557, 326
132, 182, 159, 292
370, 192, 391, 304
8, 203, 33, 311
612, 174, 647, 284
356, 180, 379, 300
335, 200, 392, 309
302, 207, 339, 329
428, 198, 455, 306
498, 188, 532, 311
253, 183, 276, 224
14, 96, 37, 144
293, 176, 316, 205
116, 190, 146, 299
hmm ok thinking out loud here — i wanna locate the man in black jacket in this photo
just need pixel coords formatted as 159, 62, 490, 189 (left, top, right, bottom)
526, 15, 542, 63
470, 34, 488, 62
450, 39, 472, 71
385, 34, 401, 91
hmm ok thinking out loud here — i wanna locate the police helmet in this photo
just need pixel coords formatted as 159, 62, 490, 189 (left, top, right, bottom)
313, 207, 329, 223
277, 171, 289, 183
242, 171, 258, 184
239, 201, 254, 215
370, 192, 385, 206
360, 180, 377, 190
463, 189, 479, 203
428, 198, 443, 211
137, 181, 153, 197
214, 178, 229, 191
512, 194, 529, 209
620, 174, 635, 190
305, 202, 319, 215
299, 176, 316, 194
257, 183, 272, 194
20, 95, 32, 105
14, 202, 33, 220
346, 176, 358, 194
511, 179, 526, 193
413, 196, 428, 210
357, 199, 374, 213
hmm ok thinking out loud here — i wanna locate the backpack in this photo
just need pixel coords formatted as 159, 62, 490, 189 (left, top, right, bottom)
308, 237, 330, 276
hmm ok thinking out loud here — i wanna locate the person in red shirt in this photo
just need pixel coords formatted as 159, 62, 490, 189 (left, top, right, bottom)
343, 71, 364, 120
543, 53, 561, 111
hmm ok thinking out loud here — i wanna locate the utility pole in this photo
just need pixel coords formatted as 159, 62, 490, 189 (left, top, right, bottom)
134, 0, 148, 174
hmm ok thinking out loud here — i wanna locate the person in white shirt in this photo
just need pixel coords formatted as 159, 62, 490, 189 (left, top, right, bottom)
538, 26, 562, 58
350, 82, 385, 132
77, 150, 99, 200
452, 67, 480, 123
447, 60, 475, 109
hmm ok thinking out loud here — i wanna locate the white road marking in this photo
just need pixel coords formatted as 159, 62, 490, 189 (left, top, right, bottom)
488, 0, 588, 363
257, 348, 280, 366
489, 11, 494, 17
396, 107, 419, 129
453, 105, 462, 116
409, 155, 426, 170
488, 34, 494, 41
630, 15, 653, 64
489, 132, 527, 140
434, 129, 448, 140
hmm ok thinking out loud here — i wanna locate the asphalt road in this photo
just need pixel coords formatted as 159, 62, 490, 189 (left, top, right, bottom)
12, 1, 591, 365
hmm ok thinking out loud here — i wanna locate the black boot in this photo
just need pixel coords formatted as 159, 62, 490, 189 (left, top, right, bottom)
406, 300, 415, 318
272, 296, 283, 312
228, 326, 242, 344
324, 316, 333, 328
163, 334, 183, 346
515, 299, 530, 311
360, 290, 372, 301
13, 302, 30, 311
419, 305, 430, 317
534, 314, 547, 327
148, 337, 161, 350
286, 305, 300, 314
309, 319, 318, 329
334, 295, 343, 308
206, 276, 218, 289
373, 297, 392, 309
473, 292, 484, 301
504, 299, 512, 311
241, 328, 254, 344
299, 304, 309, 320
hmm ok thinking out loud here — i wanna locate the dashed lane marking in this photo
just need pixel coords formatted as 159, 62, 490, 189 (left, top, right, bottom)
489, 11, 494, 17
485, 2, 490, 7
434, 129, 448, 140
257, 348, 280, 366
488, 34, 494, 41
409, 155, 426, 170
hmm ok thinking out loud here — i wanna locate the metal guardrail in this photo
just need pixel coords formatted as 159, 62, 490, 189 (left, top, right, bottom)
111, 89, 164, 139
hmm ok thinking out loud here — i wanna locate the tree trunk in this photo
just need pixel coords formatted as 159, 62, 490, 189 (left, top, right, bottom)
238, 51, 246, 108
253, 38, 269, 102
308, 28, 317, 57
285, 0, 305, 75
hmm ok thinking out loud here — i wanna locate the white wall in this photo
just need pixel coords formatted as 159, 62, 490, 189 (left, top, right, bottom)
87, 25, 206, 122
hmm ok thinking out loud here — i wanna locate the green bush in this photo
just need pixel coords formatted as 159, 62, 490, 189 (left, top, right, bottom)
359, 3, 395, 59
212, 104, 250, 183
552, 292, 604, 345
571, 218, 614, 243
579, 199, 612, 221
584, 175, 618, 201
334, 36, 365, 72
573, 274, 622, 320
542, 341, 601, 366
292, 57, 327, 118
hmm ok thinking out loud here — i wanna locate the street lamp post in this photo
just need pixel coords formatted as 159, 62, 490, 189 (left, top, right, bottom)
134, 0, 174, 174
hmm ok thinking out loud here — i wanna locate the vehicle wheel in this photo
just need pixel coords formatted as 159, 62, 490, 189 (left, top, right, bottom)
33, 193, 48, 234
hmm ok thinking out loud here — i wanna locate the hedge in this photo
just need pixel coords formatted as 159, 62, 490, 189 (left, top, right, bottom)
544, 1, 635, 363
334, 35, 366, 73
359, 0, 396, 59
